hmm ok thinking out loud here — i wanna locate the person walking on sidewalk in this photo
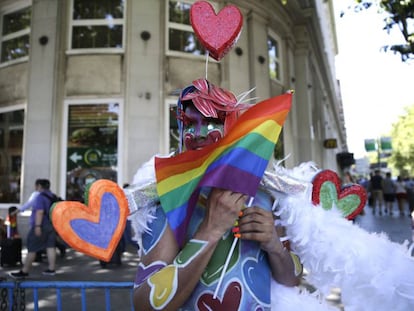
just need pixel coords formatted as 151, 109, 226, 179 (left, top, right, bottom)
370, 169, 384, 215
395, 176, 407, 216
383, 172, 396, 215
9, 179, 58, 278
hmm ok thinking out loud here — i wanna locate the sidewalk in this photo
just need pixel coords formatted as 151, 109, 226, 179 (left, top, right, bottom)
1, 244, 140, 310
1, 244, 345, 310
355, 204, 413, 244
2, 206, 411, 310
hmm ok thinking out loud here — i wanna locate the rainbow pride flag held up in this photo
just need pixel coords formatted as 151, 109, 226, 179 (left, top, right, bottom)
155, 93, 292, 246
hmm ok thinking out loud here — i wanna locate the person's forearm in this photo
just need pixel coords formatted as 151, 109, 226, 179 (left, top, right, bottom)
19, 201, 32, 212
20, 191, 39, 212
134, 227, 221, 310
35, 210, 44, 227
134, 188, 243, 310
267, 240, 301, 286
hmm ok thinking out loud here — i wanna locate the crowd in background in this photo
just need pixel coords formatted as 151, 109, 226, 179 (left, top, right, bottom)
351, 169, 414, 218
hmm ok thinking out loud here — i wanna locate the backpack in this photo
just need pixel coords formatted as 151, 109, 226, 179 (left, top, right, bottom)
39, 192, 63, 215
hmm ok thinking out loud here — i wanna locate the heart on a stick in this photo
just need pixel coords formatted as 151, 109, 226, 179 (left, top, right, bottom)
50, 179, 129, 262
190, 1, 243, 61
312, 170, 367, 220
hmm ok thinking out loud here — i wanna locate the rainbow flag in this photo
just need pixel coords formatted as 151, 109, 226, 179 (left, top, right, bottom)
155, 93, 292, 246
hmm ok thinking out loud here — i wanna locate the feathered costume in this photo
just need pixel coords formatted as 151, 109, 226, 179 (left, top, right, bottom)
49, 2, 414, 309
125, 158, 414, 311
124, 2, 414, 308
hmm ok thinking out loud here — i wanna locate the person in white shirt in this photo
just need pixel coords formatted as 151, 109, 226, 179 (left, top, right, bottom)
395, 176, 407, 216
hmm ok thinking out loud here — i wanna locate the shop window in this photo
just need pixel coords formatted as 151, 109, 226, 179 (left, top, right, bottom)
0, 3, 31, 64
0, 108, 24, 203
267, 33, 282, 83
167, 0, 207, 57
274, 129, 285, 161
169, 102, 180, 153
69, 0, 125, 51
66, 102, 119, 201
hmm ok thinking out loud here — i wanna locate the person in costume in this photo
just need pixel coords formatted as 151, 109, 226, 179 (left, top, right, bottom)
131, 79, 302, 311
127, 81, 414, 311
48, 1, 414, 308
125, 3, 413, 309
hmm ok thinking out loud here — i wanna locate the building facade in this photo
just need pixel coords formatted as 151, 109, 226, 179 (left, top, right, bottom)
0, 0, 348, 208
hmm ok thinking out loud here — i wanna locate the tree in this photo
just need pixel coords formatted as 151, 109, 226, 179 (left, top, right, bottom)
389, 105, 414, 176
340, 0, 414, 62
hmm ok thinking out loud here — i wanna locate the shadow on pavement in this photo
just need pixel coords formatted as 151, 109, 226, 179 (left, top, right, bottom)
1, 244, 139, 310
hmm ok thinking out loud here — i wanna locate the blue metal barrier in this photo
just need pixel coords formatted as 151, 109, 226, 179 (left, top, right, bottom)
0, 280, 134, 311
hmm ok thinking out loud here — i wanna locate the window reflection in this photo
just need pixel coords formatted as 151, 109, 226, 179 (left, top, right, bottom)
72, 25, 123, 49
268, 37, 280, 81
70, 0, 124, 50
66, 103, 119, 201
73, 0, 124, 19
0, 109, 24, 203
2, 7, 31, 35
169, 105, 180, 153
1, 6, 31, 63
1, 35, 30, 62
169, 29, 205, 55
167, 0, 206, 56
169, 1, 191, 25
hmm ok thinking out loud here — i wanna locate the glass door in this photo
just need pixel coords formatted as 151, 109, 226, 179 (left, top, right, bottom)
65, 102, 120, 201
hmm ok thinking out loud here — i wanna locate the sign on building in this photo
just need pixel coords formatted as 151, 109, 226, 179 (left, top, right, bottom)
380, 137, 392, 151
364, 139, 377, 152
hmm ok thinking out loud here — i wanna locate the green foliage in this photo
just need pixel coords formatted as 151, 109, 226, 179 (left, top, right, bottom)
343, 0, 414, 62
389, 105, 414, 175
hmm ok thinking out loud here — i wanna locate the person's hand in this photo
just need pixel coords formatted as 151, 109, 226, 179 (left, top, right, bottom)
202, 188, 247, 241
238, 207, 281, 253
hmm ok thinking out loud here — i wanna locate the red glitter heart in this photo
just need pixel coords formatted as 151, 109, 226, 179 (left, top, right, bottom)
190, 1, 243, 61
312, 170, 367, 220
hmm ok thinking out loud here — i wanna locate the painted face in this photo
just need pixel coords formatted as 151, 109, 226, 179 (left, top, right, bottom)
183, 105, 224, 151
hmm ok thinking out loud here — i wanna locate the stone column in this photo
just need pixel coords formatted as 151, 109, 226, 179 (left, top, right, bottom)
246, 11, 271, 100
292, 25, 314, 163
23, 0, 60, 198
124, 0, 162, 182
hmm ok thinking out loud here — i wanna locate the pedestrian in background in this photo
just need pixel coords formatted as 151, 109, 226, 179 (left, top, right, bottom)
10, 187, 66, 261
382, 172, 396, 215
5, 206, 20, 238
11, 190, 40, 215
343, 171, 355, 186
395, 176, 407, 216
0, 217, 6, 241
405, 177, 414, 217
370, 169, 384, 215
9, 179, 58, 278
